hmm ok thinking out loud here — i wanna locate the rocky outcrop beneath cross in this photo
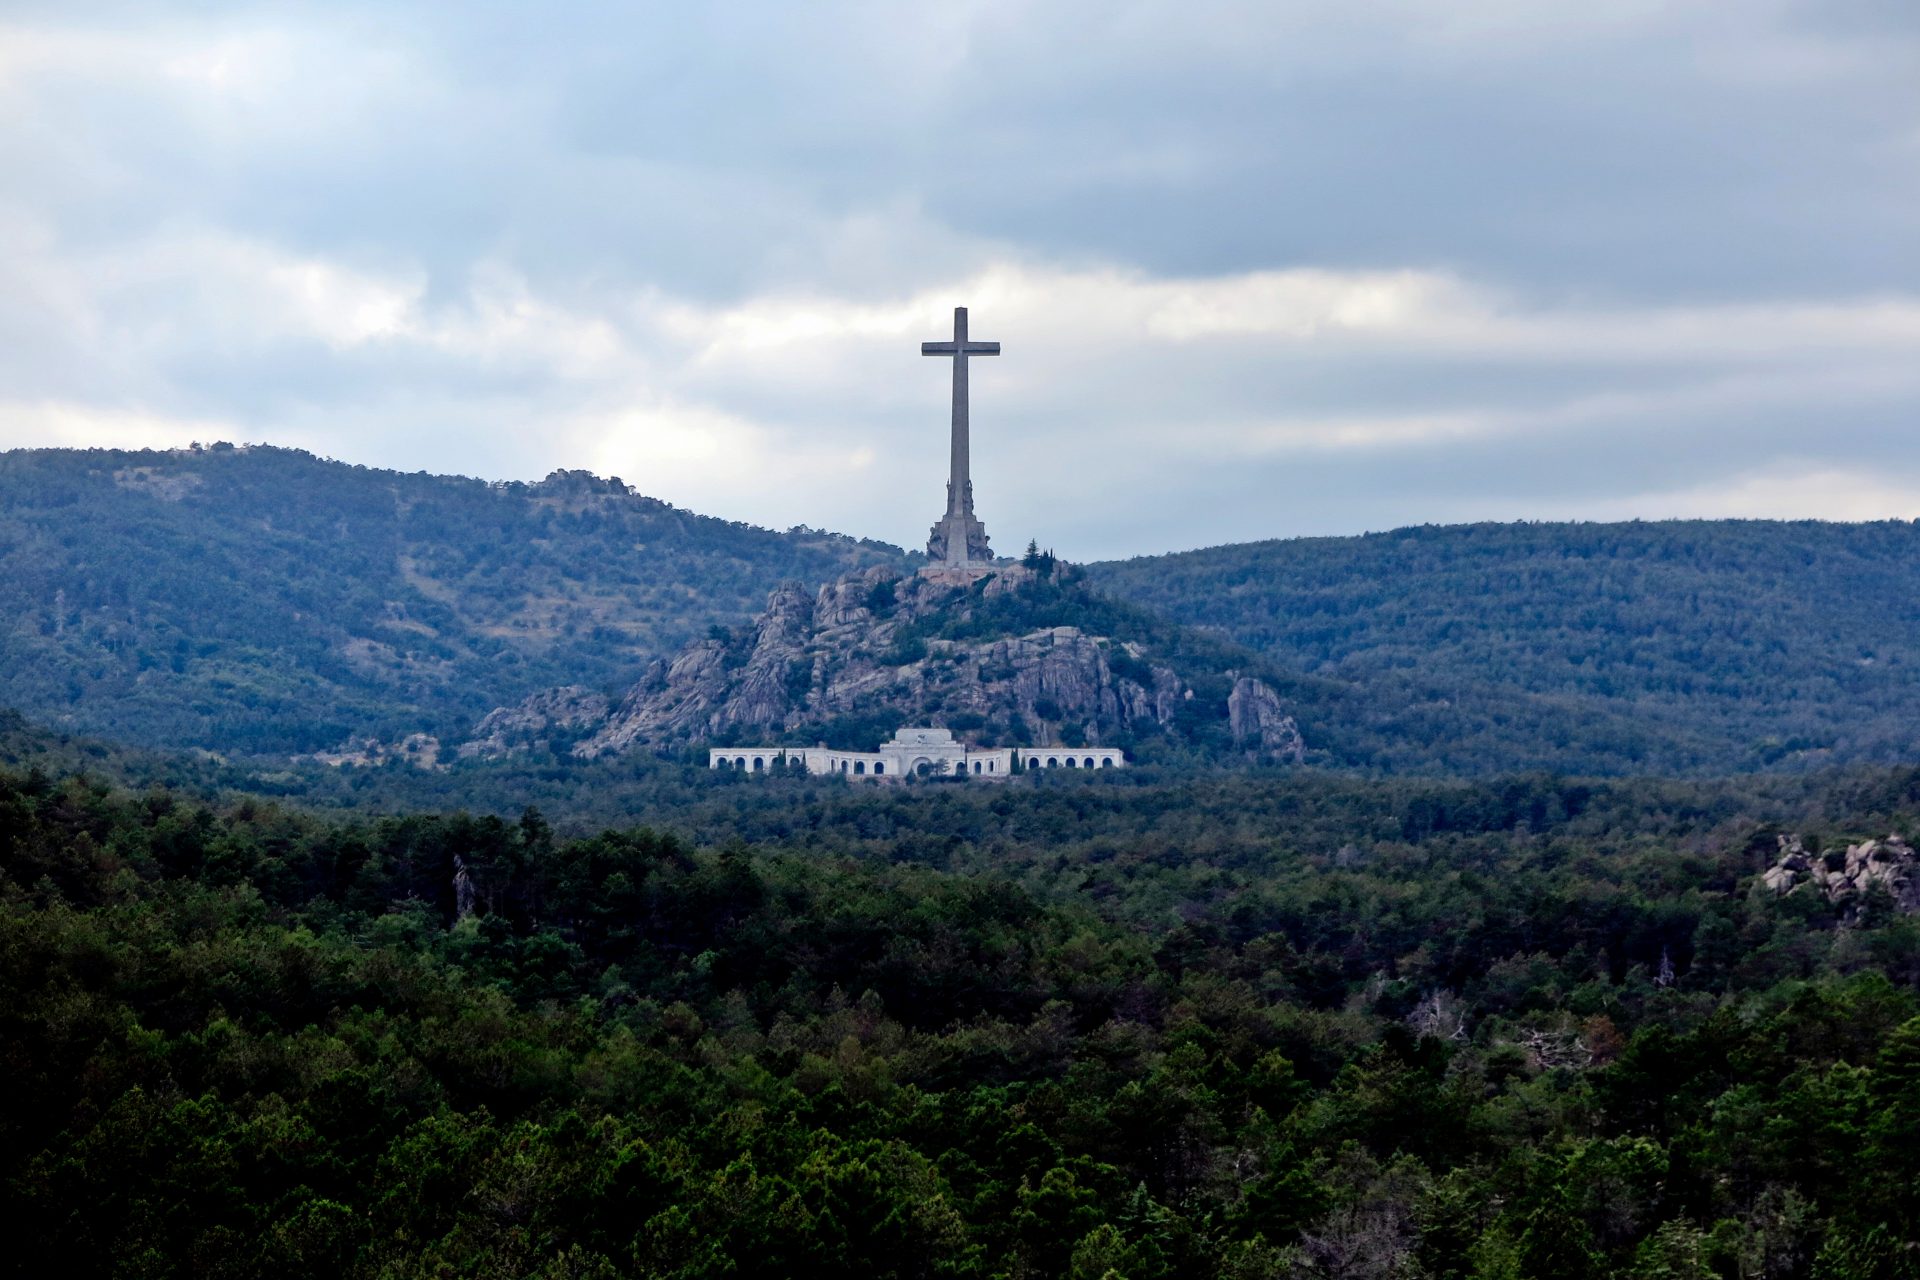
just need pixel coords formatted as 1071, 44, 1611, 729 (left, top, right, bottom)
453, 560, 1309, 763
572, 564, 1180, 756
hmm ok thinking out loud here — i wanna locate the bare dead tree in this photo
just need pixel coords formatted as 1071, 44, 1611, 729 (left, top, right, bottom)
1407, 990, 1468, 1042
1511, 1026, 1594, 1071
1292, 1203, 1417, 1280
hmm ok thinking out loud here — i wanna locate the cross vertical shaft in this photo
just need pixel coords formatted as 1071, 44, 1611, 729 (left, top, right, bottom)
949, 309, 969, 516
921, 306, 1000, 566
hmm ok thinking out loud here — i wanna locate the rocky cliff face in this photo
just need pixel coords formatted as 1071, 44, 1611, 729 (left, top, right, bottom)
462, 563, 1306, 762
1229, 677, 1307, 761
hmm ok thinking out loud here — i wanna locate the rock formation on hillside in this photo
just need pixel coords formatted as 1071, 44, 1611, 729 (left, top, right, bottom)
1229, 677, 1300, 752
306, 732, 444, 770
456, 685, 612, 760
461, 563, 1306, 763
1761, 833, 1920, 918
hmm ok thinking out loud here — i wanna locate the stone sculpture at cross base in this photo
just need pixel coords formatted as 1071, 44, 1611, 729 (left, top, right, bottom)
921, 305, 998, 570
927, 507, 993, 568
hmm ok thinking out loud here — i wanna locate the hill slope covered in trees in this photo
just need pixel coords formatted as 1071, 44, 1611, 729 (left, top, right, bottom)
1087, 521, 1920, 775
0, 446, 901, 754
8, 446, 1920, 775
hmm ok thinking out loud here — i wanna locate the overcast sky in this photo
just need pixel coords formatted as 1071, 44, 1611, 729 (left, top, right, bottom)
2, 2, 1917, 558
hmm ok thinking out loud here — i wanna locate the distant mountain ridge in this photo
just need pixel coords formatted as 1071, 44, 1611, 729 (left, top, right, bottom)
7, 445, 1920, 774
0, 445, 902, 753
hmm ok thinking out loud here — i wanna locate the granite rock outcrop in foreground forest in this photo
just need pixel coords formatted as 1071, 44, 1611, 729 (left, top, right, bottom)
464, 563, 1306, 763
1762, 833, 1920, 920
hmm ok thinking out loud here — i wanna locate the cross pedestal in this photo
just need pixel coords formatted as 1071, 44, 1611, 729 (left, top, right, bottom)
921, 306, 998, 568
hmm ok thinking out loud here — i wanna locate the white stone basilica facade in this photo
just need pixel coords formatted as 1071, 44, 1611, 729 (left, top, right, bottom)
708, 727, 1123, 780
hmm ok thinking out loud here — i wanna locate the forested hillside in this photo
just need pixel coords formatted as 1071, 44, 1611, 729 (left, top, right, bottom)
8, 759, 1920, 1276
0, 446, 901, 754
1088, 521, 1920, 775
10, 445, 1920, 776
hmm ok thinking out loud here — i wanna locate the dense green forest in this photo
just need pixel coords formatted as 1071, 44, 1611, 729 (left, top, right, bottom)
8, 752, 1920, 1277
1087, 521, 1920, 775
0, 446, 900, 754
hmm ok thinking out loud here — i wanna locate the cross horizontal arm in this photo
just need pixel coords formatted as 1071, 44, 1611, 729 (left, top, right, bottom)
922, 341, 1001, 356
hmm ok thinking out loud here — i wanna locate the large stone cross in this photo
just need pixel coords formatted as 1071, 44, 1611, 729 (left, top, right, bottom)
921, 306, 999, 565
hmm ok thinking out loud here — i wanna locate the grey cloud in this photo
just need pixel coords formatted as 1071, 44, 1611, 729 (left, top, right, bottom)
1, 1, 1917, 558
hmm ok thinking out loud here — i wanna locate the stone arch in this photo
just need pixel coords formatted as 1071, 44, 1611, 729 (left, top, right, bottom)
735, 756, 747, 769
974, 761, 983, 774
1047, 757, 1059, 768
873, 761, 885, 776
1084, 756, 1095, 769
854, 760, 866, 775
1100, 756, 1114, 767
752, 756, 764, 771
